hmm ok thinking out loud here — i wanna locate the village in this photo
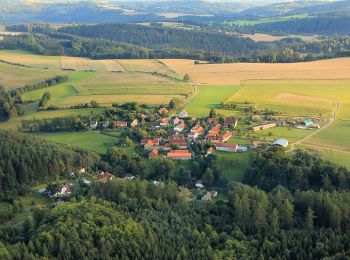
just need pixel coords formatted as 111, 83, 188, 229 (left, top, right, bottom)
37, 102, 322, 203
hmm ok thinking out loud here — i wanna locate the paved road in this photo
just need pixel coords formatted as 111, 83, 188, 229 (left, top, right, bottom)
289, 101, 339, 151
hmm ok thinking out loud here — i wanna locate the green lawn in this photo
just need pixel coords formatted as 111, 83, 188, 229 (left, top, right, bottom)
186, 85, 241, 116
249, 127, 315, 144
215, 151, 251, 182
34, 131, 118, 153
322, 150, 350, 170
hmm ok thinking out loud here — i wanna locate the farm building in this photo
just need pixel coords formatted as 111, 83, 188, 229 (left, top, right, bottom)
167, 150, 192, 160
237, 146, 248, 152
273, 139, 289, 148
215, 143, 238, 152
251, 122, 277, 132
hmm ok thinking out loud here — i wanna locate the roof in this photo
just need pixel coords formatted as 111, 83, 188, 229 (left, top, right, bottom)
207, 118, 218, 124
159, 107, 169, 114
149, 149, 158, 158
167, 150, 192, 158
221, 131, 233, 140
273, 139, 289, 147
304, 119, 314, 126
160, 118, 169, 124
215, 143, 238, 149
224, 117, 237, 127
116, 121, 127, 126
131, 119, 138, 125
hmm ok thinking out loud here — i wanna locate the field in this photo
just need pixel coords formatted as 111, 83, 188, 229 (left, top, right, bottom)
0, 61, 65, 89
35, 132, 119, 153
162, 58, 350, 85
185, 85, 241, 116
224, 14, 311, 26
240, 33, 318, 42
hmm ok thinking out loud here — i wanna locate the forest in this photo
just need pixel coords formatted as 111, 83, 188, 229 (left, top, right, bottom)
2, 24, 350, 63
0, 131, 349, 259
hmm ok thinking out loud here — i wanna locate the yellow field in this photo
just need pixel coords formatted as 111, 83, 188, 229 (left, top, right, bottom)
116, 59, 172, 73
0, 50, 61, 68
240, 33, 318, 42
0, 62, 65, 89
162, 58, 350, 85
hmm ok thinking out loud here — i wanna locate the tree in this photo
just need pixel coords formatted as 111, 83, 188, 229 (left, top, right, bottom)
169, 98, 180, 109
203, 168, 214, 185
209, 108, 217, 118
183, 74, 190, 82
90, 100, 99, 108
305, 207, 315, 230
270, 208, 279, 233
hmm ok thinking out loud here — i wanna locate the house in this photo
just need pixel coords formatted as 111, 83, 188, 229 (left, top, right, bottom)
143, 139, 159, 151
273, 138, 289, 148
149, 148, 159, 159
115, 121, 128, 127
130, 119, 139, 127
174, 122, 186, 132
55, 183, 72, 196
90, 120, 98, 129
304, 119, 314, 127
188, 124, 205, 139
220, 132, 233, 142
201, 191, 218, 201
160, 117, 169, 127
215, 143, 238, 152
173, 117, 181, 125
78, 168, 86, 174
224, 117, 238, 129
178, 111, 188, 118
96, 172, 113, 184
141, 114, 147, 122
206, 124, 221, 140
169, 138, 188, 149
167, 150, 192, 160
141, 138, 160, 146
159, 143, 172, 151
207, 118, 218, 124
251, 122, 276, 132
159, 107, 169, 115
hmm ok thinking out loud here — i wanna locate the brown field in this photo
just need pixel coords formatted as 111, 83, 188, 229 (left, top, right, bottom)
240, 33, 318, 42
162, 58, 350, 85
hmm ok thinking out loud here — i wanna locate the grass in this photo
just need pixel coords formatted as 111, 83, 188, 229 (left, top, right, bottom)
186, 85, 241, 116
322, 150, 350, 170
249, 127, 315, 144
34, 132, 118, 153
22, 71, 96, 101
215, 151, 251, 182
0, 61, 64, 89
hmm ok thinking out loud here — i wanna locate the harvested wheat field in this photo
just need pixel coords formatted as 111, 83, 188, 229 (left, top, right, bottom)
116, 59, 174, 74
162, 58, 350, 85
0, 50, 61, 68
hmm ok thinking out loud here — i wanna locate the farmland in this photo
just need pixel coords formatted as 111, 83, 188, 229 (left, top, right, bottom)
223, 14, 311, 26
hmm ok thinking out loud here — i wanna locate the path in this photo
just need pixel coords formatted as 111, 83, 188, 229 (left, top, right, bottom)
289, 101, 339, 151
171, 82, 198, 117
297, 143, 350, 155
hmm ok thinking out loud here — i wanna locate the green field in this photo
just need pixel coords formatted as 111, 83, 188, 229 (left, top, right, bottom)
215, 151, 251, 182
22, 71, 96, 102
35, 132, 118, 153
224, 14, 311, 26
186, 85, 241, 116
322, 150, 350, 170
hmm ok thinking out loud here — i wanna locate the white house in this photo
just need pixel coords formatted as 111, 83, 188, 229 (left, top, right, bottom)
215, 143, 238, 152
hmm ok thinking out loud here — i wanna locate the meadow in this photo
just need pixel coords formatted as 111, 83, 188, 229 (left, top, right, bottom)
35, 132, 119, 153
185, 85, 241, 116
223, 14, 311, 26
